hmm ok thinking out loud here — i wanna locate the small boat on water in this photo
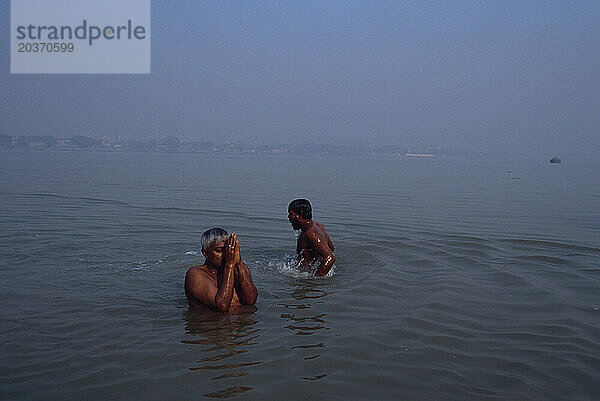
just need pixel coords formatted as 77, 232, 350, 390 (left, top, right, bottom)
550, 156, 561, 163
405, 153, 435, 158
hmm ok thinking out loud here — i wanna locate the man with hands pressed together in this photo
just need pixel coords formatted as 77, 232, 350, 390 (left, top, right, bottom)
185, 228, 257, 312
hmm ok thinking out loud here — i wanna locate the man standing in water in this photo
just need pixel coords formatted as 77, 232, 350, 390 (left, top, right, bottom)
288, 199, 335, 276
185, 228, 258, 312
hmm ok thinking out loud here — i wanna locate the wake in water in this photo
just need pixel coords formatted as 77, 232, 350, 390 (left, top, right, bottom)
115, 247, 337, 279
259, 254, 337, 279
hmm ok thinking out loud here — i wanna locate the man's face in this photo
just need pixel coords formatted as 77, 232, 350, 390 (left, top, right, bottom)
288, 208, 302, 230
202, 240, 226, 269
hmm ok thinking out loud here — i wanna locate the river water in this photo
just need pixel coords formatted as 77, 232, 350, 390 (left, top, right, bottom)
1, 150, 598, 400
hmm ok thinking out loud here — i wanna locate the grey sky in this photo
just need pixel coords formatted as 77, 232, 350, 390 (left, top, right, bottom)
1, 1, 599, 160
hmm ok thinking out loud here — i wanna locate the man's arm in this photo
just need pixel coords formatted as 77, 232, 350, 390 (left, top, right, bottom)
306, 229, 335, 276
235, 262, 258, 305
214, 264, 236, 312
213, 234, 240, 311
230, 235, 257, 305
318, 222, 335, 251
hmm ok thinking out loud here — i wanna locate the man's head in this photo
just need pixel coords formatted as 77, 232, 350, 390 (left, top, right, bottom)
288, 199, 312, 230
201, 228, 229, 268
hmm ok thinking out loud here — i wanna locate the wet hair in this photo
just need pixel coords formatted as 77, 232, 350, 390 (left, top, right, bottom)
201, 228, 228, 251
289, 199, 312, 219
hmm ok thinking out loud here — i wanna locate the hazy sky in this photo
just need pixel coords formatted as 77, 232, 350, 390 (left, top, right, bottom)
1, 1, 599, 159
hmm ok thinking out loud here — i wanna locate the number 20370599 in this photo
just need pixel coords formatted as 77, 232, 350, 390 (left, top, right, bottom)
18, 42, 74, 52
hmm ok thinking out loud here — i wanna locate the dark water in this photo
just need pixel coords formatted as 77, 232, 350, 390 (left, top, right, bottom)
1, 150, 599, 400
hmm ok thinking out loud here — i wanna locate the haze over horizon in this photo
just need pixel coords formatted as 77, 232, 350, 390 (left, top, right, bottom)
2, 1, 599, 161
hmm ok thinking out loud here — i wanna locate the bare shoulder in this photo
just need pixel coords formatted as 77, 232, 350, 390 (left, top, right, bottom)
185, 265, 212, 286
304, 223, 321, 237
315, 221, 334, 251
308, 221, 327, 237
186, 265, 204, 277
305, 222, 327, 243
315, 221, 328, 233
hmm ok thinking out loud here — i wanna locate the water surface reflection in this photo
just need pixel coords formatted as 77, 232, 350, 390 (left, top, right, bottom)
280, 280, 332, 381
182, 307, 260, 398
